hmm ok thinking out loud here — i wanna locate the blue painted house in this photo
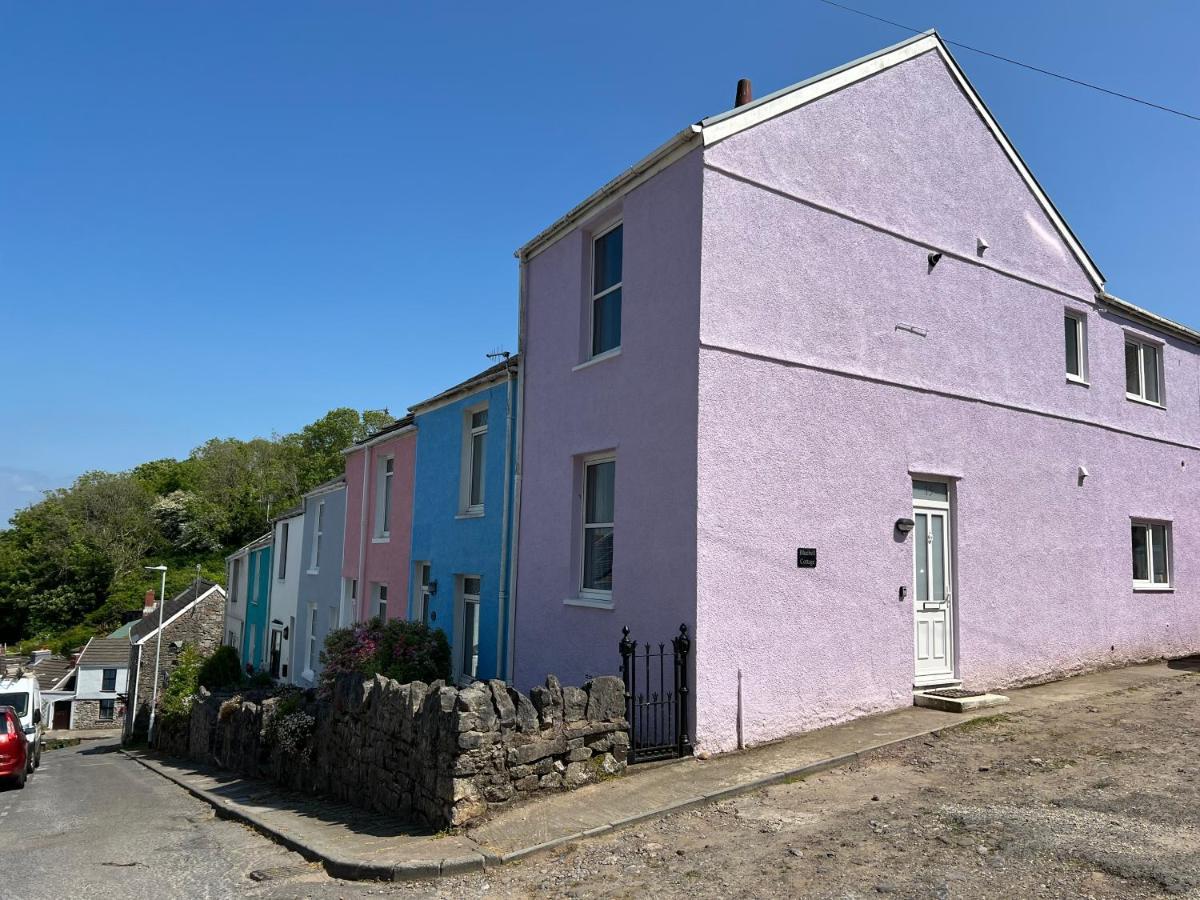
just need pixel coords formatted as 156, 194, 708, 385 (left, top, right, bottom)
242, 534, 273, 672
293, 475, 349, 687
408, 355, 519, 683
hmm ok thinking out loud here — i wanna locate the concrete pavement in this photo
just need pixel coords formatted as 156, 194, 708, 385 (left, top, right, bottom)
123, 656, 1199, 882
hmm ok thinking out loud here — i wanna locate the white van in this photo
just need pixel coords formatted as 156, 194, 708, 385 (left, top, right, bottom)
0, 675, 43, 773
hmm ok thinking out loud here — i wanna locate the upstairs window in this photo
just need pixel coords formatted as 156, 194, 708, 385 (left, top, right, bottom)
230, 557, 242, 604
310, 501, 325, 571
590, 223, 623, 358
1125, 337, 1163, 406
375, 456, 394, 538
102, 668, 117, 692
462, 407, 488, 514
1064, 311, 1087, 383
277, 522, 289, 579
1132, 520, 1171, 589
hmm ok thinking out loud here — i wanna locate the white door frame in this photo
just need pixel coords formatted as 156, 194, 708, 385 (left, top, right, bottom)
912, 485, 957, 687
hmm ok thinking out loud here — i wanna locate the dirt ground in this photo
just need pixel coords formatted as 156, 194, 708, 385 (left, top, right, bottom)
340, 671, 1200, 899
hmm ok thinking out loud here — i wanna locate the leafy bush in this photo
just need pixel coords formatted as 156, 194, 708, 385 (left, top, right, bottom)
159, 645, 203, 724
218, 696, 242, 722
319, 617, 451, 695
246, 670, 275, 688
261, 688, 314, 760
198, 645, 243, 691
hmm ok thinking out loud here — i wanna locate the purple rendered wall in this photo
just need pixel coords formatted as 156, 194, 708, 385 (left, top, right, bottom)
694, 50, 1200, 750
512, 149, 703, 691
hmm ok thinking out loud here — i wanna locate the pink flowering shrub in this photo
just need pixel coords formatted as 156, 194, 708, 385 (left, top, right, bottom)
318, 617, 451, 695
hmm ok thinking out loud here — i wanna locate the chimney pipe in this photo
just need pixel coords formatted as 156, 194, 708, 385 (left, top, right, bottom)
735, 78, 753, 107
143, 589, 156, 616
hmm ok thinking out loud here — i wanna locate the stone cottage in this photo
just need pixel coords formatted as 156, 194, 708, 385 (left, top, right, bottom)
124, 579, 226, 740
71, 636, 129, 730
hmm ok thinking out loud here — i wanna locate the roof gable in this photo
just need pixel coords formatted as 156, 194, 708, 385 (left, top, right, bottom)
518, 32, 1102, 294
701, 31, 1102, 292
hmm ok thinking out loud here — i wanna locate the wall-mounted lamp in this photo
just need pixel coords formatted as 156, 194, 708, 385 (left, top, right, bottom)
283, 626, 289, 640
428, 580, 438, 596
927, 251, 943, 270
895, 517, 915, 535
976, 237, 990, 256
1078, 464, 1089, 487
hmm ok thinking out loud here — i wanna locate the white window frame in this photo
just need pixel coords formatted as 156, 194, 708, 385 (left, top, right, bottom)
1131, 519, 1173, 591
414, 561, 432, 624
230, 557, 242, 604
305, 604, 318, 677
458, 575, 482, 682
374, 455, 394, 540
1064, 309, 1088, 385
249, 553, 259, 605
277, 522, 289, 580
577, 454, 616, 604
375, 583, 388, 621
459, 403, 488, 516
309, 501, 325, 573
1125, 335, 1165, 407
588, 220, 623, 361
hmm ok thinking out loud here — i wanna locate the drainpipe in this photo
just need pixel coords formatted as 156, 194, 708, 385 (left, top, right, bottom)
356, 446, 369, 624
505, 258, 529, 684
495, 359, 516, 678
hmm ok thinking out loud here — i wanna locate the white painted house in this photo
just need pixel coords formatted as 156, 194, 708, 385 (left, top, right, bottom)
72, 637, 129, 730
267, 506, 305, 683
223, 538, 253, 658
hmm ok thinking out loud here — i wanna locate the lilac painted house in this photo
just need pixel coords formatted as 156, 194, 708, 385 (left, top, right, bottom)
510, 31, 1200, 753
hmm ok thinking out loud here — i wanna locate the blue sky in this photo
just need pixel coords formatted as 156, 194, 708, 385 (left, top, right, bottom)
2, 1, 1197, 524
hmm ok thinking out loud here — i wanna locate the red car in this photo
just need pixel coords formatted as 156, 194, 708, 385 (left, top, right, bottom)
0, 706, 28, 789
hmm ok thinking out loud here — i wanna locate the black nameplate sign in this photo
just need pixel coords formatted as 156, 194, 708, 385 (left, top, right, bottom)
796, 548, 817, 568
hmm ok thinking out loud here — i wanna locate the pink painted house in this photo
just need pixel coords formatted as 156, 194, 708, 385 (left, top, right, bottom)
511, 31, 1200, 754
342, 416, 417, 626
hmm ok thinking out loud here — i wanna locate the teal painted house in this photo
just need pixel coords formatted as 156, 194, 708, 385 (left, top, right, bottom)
408, 356, 519, 682
240, 534, 273, 672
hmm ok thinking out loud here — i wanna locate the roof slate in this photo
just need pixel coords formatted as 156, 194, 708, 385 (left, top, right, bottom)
409, 355, 519, 414
130, 579, 222, 644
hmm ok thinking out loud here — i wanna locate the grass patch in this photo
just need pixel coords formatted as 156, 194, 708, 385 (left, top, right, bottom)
947, 713, 1012, 734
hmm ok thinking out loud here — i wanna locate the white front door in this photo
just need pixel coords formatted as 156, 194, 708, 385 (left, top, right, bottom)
913, 481, 955, 685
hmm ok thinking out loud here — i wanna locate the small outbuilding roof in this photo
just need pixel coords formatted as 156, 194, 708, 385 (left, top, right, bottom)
76, 637, 131, 669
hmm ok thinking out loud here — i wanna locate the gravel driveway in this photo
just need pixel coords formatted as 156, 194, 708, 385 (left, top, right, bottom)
360, 668, 1200, 899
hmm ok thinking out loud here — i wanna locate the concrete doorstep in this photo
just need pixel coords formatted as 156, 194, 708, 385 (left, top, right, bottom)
123, 658, 1196, 882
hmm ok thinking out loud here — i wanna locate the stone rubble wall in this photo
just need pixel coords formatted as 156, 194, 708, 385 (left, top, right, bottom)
71, 699, 125, 730
157, 673, 628, 829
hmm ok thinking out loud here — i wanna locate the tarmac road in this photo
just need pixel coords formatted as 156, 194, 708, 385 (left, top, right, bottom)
0, 738, 324, 900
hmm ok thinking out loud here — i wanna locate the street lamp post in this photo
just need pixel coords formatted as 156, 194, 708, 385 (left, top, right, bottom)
144, 565, 168, 743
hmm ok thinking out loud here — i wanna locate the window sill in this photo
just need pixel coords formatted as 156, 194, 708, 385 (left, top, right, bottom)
306, 569, 320, 576
371, 537, 391, 544
563, 595, 614, 610
1065, 375, 1089, 387
456, 510, 485, 520
1126, 394, 1165, 410
1133, 584, 1174, 593
572, 348, 621, 372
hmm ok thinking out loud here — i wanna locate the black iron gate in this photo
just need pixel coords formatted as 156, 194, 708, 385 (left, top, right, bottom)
619, 624, 692, 763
